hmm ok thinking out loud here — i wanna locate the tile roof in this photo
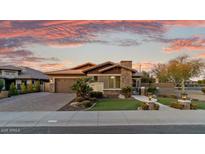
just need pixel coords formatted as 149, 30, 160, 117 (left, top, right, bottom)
99, 64, 137, 73
46, 69, 85, 75
17, 67, 49, 80
0, 65, 22, 71
83, 61, 116, 73
46, 62, 96, 75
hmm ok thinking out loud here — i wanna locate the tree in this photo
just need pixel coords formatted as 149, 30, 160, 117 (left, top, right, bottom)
72, 77, 93, 98
141, 71, 156, 87
152, 55, 204, 94
152, 63, 169, 83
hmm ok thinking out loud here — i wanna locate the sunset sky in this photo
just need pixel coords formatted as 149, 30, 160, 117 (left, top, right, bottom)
1, 20, 205, 72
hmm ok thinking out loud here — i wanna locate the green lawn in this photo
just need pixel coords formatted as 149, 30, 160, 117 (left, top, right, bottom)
158, 97, 205, 109
90, 98, 142, 111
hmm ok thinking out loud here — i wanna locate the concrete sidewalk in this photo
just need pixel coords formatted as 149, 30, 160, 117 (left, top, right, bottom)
1, 110, 205, 127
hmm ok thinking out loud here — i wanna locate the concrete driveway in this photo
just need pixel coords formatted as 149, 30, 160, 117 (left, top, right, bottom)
0, 92, 75, 111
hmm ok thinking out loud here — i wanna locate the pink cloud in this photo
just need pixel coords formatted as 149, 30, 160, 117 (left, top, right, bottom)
195, 52, 205, 58
164, 37, 205, 53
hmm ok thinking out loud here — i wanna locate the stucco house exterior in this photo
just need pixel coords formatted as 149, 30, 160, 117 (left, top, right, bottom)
0, 65, 49, 91
46, 61, 142, 97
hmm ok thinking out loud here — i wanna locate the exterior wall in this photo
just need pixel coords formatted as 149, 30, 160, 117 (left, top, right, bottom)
120, 61, 133, 88
141, 83, 175, 88
104, 90, 121, 98
121, 68, 132, 88
44, 82, 51, 92
120, 61, 132, 68
0, 70, 19, 79
89, 82, 104, 92
101, 67, 121, 74
98, 76, 109, 89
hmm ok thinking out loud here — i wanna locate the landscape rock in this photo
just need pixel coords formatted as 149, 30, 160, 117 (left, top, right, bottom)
70, 102, 80, 107
118, 94, 125, 99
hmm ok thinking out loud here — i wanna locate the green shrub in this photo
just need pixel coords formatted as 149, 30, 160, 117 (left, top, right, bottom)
141, 103, 149, 110
9, 83, 18, 96
190, 103, 197, 110
27, 83, 33, 93
147, 87, 158, 94
32, 84, 37, 92
121, 86, 132, 98
34, 81, 41, 92
201, 88, 205, 94
0, 79, 4, 92
20, 83, 27, 94
170, 102, 184, 109
90, 91, 103, 98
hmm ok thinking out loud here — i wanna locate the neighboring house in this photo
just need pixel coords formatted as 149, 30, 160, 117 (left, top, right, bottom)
46, 61, 142, 97
0, 65, 49, 91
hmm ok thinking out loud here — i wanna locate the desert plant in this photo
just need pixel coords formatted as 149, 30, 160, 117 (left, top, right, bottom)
20, 83, 27, 94
72, 77, 93, 98
121, 86, 132, 98
141, 103, 149, 110
154, 103, 160, 110
190, 103, 197, 110
90, 91, 103, 98
9, 82, 18, 96
0, 79, 4, 92
170, 102, 184, 109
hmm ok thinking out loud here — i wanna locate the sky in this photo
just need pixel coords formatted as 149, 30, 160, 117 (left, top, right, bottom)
1, 20, 205, 72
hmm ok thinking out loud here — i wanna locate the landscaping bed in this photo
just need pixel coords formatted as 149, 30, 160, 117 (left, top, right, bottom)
158, 97, 205, 109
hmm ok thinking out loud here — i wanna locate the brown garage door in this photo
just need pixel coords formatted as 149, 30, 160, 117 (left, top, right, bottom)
55, 78, 77, 93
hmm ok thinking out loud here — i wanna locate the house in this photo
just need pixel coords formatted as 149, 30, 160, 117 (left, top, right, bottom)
0, 65, 49, 91
46, 61, 142, 97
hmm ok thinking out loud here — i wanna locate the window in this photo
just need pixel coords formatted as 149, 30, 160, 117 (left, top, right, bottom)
108, 76, 120, 89
115, 76, 120, 88
93, 76, 98, 82
108, 76, 115, 88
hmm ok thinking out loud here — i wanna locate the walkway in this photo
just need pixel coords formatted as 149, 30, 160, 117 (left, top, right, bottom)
132, 95, 177, 111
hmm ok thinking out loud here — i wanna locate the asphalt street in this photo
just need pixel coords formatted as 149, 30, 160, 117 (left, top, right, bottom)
1, 125, 205, 134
